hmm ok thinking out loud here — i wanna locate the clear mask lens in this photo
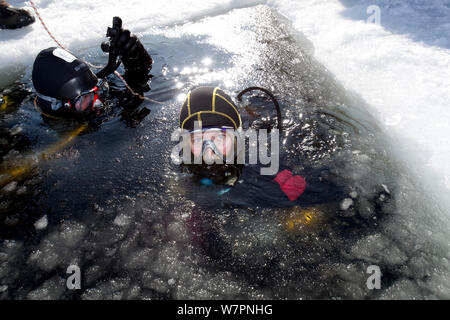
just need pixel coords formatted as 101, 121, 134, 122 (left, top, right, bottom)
74, 92, 94, 112
71, 80, 108, 113
190, 128, 235, 161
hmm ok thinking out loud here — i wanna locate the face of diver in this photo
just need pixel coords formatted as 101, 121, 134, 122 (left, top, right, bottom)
65, 79, 108, 113
189, 128, 235, 164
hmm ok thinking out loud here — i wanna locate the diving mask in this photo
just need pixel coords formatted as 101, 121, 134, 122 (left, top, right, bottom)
190, 127, 235, 163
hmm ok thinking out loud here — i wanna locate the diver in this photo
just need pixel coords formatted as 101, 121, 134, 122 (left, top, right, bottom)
175, 86, 352, 274
176, 86, 345, 210
0, 0, 35, 29
31, 17, 152, 125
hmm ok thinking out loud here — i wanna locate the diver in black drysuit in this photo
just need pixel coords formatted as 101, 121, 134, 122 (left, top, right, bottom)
31, 17, 152, 126
176, 86, 350, 278
177, 86, 345, 211
176, 87, 393, 282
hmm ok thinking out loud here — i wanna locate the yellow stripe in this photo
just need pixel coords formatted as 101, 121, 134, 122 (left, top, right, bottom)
179, 91, 191, 126
181, 111, 238, 130
212, 87, 219, 112
215, 93, 242, 128
187, 91, 192, 116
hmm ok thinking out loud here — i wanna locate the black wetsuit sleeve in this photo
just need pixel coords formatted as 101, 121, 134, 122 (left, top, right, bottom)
117, 33, 153, 95
223, 165, 345, 209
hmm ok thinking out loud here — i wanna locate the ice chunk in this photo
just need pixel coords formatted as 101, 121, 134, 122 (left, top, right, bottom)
56, 221, 88, 248
81, 278, 131, 300
166, 222, 189, 243
9, 125, 23, 136
124, 248, 156, 271
26, 277, 66, 300
340, 198, 354, 210
379, 279, 423, 300
34, 215, 48, 231
113, 214, 131, 227
349, 191, 358, 198
381, 184, 391, 195
2, 181, 17, 193
350, 234, 407, 266
358, 198, 375, 219
16, 186, 27, 195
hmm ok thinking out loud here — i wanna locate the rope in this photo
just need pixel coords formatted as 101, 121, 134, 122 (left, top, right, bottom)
113, 71, 163, 105
29, 0, 67, 50
28, 0, 163, 105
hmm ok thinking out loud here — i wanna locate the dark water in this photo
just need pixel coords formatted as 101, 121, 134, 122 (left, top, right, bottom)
1, 5, 449, 299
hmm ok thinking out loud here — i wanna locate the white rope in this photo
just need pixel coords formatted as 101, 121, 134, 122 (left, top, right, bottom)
28, 0, 163, 105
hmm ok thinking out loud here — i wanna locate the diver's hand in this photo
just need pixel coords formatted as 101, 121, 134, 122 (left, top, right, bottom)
115, 29, 138, 57
115, 29, 152, 72
115, 28, 153, 93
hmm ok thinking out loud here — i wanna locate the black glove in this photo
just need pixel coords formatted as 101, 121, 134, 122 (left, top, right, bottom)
114, 28, 153, 94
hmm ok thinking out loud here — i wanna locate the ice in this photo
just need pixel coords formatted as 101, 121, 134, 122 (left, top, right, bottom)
34, 215, 48, 230
378, 279, 423, 300
9, 125, 23, 136
0, 0, 264, 87
142, 275, 170, 295
54, 221, 87, 248
166, 222, 190, 243
270, 0, 450, 198
357, 198, 375, 219
349, 234, 408, 266
84, 265, 103, 287
15, 186, 27, 195
113, 213, 131, 227
124, 248, 156, 271
26, 221, 86, 272
26, 276, 66, 300
1, 0, 450, 300
1, 181, 17, 193
340, 198, 354, 210
81, 277, 132, 300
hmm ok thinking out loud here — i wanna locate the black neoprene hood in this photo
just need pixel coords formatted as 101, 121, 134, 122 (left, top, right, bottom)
32, 47, 98, 100
179, 86, 242, 131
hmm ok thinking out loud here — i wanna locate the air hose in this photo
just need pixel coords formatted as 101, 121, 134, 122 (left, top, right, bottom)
237, 86, 282, 133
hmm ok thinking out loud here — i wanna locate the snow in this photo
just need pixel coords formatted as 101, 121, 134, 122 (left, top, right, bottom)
1, 0, 448, 198
269, 0, 450, 202
1, 0, 264, 87
34, 215, 48, 230
340, 198, 354, 210
1, 0, 450, 300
